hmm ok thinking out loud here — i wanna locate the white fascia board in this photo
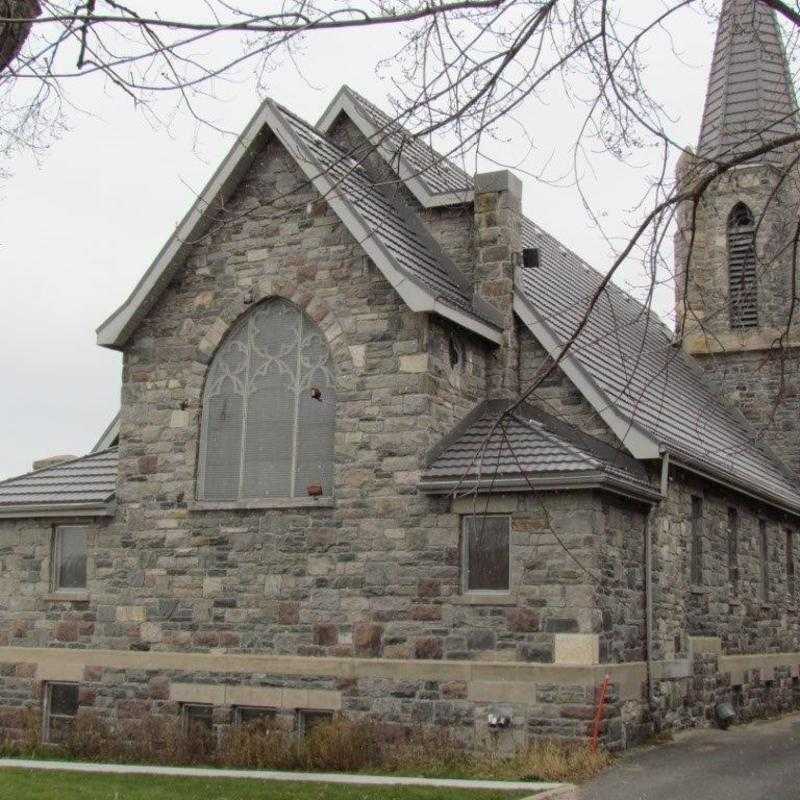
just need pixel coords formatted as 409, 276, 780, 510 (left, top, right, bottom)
316, 88, 473, 209
96, 99, 275, 349
513, 294, 660, 460
0, 503, 115, 519
92, 412, 120, 453
266, 101, 501, 345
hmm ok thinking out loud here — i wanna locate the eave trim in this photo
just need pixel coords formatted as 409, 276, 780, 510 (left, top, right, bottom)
0, 502, 116, 520
513, 293, 660, 460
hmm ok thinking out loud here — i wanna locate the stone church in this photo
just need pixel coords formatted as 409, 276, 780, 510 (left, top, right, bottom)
1, 0, 800, 750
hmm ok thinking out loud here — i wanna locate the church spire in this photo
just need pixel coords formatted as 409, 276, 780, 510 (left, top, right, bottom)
697, 0, 798, 163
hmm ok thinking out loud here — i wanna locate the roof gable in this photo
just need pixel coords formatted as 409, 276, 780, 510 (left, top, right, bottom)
317, 86, 474, 208
96, 97, 501, 350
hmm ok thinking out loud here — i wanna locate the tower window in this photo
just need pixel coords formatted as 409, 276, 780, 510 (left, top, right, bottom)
727, 202, 758, 329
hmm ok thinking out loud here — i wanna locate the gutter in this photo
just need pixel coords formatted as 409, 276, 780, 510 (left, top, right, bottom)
0, 502, 115, 520
662, 446, 800, 519
418, 470, 662, 504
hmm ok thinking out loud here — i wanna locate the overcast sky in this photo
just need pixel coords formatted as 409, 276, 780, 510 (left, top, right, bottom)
0, 2, 719, 480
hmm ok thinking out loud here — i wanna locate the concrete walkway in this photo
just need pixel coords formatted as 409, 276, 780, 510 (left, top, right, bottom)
0, 757, 564, 795
580, 712, 800, 800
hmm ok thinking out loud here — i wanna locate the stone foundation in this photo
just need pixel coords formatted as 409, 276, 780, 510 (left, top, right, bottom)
2, 638, 799, 752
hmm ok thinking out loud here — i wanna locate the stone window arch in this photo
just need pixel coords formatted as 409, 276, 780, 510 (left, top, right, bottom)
727, 202, 758, 329
198, 298, 335, 501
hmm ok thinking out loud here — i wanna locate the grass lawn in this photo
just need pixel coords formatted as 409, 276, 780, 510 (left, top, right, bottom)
0, 768, 535, 800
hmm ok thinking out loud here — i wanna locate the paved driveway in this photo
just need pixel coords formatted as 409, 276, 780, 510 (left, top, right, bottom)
580, 713, 800, 800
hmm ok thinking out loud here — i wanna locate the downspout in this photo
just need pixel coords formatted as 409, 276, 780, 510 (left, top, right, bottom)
645, 451, 669, 728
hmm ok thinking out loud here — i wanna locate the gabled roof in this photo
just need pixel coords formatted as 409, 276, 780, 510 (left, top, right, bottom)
317, 86, 475, 207
698, 0, 798, 163
0, 448, 117, 518
92, 412, 119, 453
420, 400, 660, 503
96, 97, 501, 350
515, 217, 800, 516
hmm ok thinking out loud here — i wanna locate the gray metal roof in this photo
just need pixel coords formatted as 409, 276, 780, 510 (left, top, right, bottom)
517, 216, 800, 515
698, 0, 798, 162
0, 448, 117, 517
421, 400, 659, 501
343, 88, 474, 197
277, 103, 497, 326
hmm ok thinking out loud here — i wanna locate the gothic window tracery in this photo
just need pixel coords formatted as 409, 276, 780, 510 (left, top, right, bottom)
198, 299, 335, 501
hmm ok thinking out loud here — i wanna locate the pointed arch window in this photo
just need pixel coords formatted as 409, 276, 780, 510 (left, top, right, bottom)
198, 299, 335, 501
728, 202, 758, 329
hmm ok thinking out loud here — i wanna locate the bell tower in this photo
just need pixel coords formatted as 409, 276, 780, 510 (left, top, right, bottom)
674, 0, 800, 473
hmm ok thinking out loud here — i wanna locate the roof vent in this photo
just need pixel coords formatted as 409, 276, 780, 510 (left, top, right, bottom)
522, 248, 540, 269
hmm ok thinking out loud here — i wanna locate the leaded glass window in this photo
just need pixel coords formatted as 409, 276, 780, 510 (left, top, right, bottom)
198, 299, 335, 501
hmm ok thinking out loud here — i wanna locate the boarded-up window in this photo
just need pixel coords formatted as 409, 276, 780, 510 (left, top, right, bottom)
728, 508, 739, 595
690, 497, 703, 585
462, 515, 511, 592
728, 203, 758, 329
235, 706, 277, 730
760, 520, 770, 602
786, 529, 795, 598
52, 526, 87, 591
44, 682, 79, 743
198, 299, 335, 501
297, 709, 334, 736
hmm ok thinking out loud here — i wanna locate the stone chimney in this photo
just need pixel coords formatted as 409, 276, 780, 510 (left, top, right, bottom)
473, 170, 522, 398
33, 455, 76, 471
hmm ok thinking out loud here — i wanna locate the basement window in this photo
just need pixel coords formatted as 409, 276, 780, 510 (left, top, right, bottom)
43, 682, 79, 744
182, 703, 213, 735
234, 706, 277, 730
461, 515, 511, 593
51, 526, 87, 592
297, 709, 334, 737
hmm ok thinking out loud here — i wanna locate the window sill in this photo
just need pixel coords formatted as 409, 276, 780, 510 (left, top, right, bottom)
45, 591, 90, 603
454, 593, 516, 606
188, 497, 335, 512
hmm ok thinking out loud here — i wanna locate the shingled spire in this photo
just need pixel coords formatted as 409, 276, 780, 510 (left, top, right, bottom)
697, 0, 798, 163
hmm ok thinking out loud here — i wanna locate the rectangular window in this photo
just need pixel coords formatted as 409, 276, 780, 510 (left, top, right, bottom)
728, 508, 739, 595
297, 709, 334, 737
43, 682, 79, 744
234, 706, 276, 729
690, 497, 703, 585
461, 515, 511, 593
760, 520, 770, 602
52, 526, 87, 591
182, 703, 213, 735
786, 529, 795, 598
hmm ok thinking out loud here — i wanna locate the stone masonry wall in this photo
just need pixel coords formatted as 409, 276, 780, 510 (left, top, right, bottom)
675, 156, 800, 474
650, 467, 800, 662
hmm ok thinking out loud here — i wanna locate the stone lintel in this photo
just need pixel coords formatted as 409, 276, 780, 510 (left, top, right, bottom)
452, 495, 518, 514
169, 682, 342, 710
